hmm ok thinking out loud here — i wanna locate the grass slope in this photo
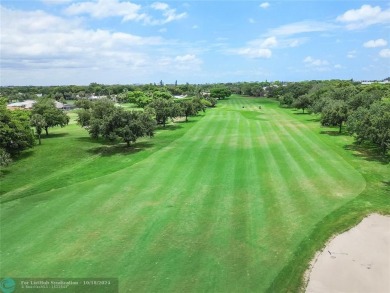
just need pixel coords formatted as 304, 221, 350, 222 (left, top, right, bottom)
1, 95, 388, 292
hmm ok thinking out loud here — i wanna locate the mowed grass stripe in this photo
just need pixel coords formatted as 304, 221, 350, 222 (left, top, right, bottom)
118, 113, 227, 291
182, 110, 241, 292
269, 117, 335, 209
266, 120, 319, 222
255, 120, 299, 243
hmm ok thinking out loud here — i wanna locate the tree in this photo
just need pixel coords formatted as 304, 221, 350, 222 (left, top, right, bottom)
147, 98, 180, 127
179, 100, 197, 122
115, 110, 156, 147
292, 94, 312, 113
89, 107, 155, 146
321, 100, 348, 133
76, 109, 92, 127
0, 148, 12, 167
210, 87, 232, 100
279, 92, 294, 107
347, 90, 382, 111
205, 96, 217, 107
128, 91, 152, 108
347, 102, 390, 154
74, 98, 93, 109
32, 99, 69, 135
0, 101, 34, 157
76, 99, 156, 146
30, 114, 47, 145
153, 91, 173, 100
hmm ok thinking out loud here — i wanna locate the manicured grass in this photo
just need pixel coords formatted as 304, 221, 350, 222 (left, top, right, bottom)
1, 95, 389, 292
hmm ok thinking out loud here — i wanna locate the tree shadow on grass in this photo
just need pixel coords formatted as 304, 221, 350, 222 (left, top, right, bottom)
87, 141, 154, 156
382, 181, 390, 191
75, 136, 104, 144
0, 169, 11, 177
344, 143, 389, 165
319, 130, 348, 136
16, 149, 35, 161
156, 123, 184, 131
43, 132, 69, 139
307, 117, 321, 122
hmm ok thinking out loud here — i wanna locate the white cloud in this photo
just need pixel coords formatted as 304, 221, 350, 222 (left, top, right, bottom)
64, 0, 186, 25
236, 48, 272, 59
156, 54, 202, 71
363, 39, 387, 48
151, 2, 169, 11
379, 48, 390, 58
232, 37, 277, 59
231, 35, 306, 59
65, 0, 146, 21
266, 21, 337, 36
337, 5, 390, 29
249, 18, 255, 24
0, 6, 162, 70
175, 54, 200, 63
148, 2, 187, 25
304, 56, 329, 67
41, 0, 73, 4
251, 36, 278, 48
334, 64, 343, 69
0, 5, 200, 84
260, 2, 270, 9
347, 50, 357, 58
303, 56, 330, 72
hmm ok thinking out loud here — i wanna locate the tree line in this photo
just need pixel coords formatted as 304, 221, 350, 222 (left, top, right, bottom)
75, 87, 231, 145
0, 85, 232, 166
268, 80, 390, 154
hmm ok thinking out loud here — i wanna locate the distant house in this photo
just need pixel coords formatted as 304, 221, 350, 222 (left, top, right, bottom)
7, 100, 36, 109
89, 95, 107, 100
7, 100, 65, 110
54, 101, 64, 109
174, 95, 188, 99
361, 80, 389, 85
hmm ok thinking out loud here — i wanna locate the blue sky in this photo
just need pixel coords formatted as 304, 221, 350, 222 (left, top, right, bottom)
1, 0, 389, 85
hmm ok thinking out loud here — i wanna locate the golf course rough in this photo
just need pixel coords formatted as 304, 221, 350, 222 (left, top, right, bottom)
1, 95, 379, 292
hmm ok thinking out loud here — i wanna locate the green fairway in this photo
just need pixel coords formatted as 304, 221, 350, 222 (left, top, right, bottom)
1, 95, 389, 292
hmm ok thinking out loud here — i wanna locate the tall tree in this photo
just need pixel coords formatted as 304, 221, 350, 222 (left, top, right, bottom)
147, 98, 180, 127
321, 100, 348, 133
210, 87, 232, 100
347, 102, 390, 154
32, 99, 69, 135
179, 100, 198, 121
0, 101, 34, 157
292, 94, 312, 113
30, 114, 46, 145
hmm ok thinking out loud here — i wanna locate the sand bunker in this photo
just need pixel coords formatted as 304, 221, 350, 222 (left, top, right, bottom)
306, 213, 390, 293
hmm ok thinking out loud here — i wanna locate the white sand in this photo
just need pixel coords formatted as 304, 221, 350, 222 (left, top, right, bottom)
305, 214, 390, 293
